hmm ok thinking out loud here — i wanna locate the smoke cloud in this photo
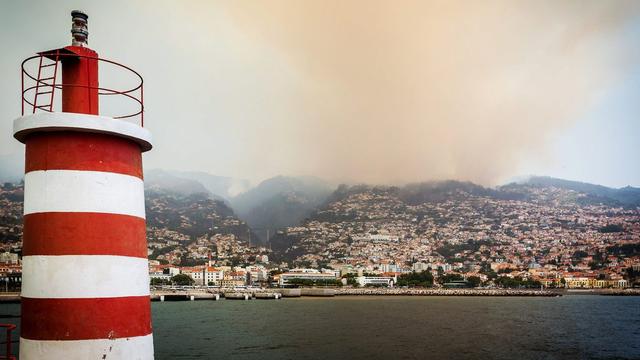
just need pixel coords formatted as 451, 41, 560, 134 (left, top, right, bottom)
213, 0, 639, 185
1, 1, 639, 186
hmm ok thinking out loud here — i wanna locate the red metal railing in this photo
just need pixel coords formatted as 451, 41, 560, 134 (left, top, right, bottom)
0, 324, 16, 360
21, 52, 145, 127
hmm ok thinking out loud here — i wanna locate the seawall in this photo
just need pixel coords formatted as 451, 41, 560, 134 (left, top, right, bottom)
335, 288, 560, 297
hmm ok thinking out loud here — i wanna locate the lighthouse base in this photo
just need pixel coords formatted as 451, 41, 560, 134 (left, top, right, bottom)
20, 335, 154, 360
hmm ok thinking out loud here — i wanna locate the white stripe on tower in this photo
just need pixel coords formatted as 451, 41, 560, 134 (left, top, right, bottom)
19, 163, 152, 359
20, 335, 154, 360
21, 255, 150, 298
23, 170, 145, 218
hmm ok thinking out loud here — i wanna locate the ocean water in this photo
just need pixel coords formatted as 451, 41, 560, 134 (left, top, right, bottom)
1, 295, 639, 359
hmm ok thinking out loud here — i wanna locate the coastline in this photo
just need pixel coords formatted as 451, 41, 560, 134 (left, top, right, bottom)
334, 288, 560, 296
2, 288, 639, 303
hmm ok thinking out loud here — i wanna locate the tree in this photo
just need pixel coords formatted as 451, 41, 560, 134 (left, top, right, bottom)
495, 276, 541, 288
599, 224, 624, 233
467, 276, 481, 288
150, 278, 170, 286
397, 271, 434, 287
171, 274, 195, 286
438, 273, 464, 284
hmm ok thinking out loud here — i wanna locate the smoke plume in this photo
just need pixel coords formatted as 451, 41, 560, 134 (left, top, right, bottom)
210, 0, 639, 185
1, 1, 638, 186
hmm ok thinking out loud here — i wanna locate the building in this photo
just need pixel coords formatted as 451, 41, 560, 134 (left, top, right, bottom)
278, 272, 339, 287
413, 262, 430, 272
0, 252, 19, 264
563, 275, 629, 289
356, 276, 396, 287
246, 265, 269, 285
189, 267, 224, 286
219, 271, 247, 288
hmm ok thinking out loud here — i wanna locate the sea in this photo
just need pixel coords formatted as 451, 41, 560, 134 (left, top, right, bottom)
1, 295, 639, 359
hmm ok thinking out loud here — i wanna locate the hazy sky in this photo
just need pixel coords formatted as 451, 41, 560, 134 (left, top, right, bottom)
1, 0, 639, 187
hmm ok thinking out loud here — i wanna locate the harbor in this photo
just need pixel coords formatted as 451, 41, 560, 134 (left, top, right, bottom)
6, 295, 638, 360
4, 287, 640, 304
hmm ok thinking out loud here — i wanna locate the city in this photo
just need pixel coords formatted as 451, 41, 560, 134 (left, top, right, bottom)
1, 1, 640, 359
2, 179, 639, 292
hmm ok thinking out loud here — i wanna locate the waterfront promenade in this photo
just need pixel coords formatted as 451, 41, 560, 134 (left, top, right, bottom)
148, 287, 640, 299
2, 288, 639, 303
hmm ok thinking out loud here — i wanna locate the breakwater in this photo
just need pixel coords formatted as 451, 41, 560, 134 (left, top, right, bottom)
335, 288, 560, 296
599, 289, 640, 296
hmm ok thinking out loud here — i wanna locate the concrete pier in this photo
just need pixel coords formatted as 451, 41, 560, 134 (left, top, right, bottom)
151, 292, 220, 301
0, 293, 20, 303
254, 292, 282, 299
301, 288, 336, 297
279, 289, 301, 297
225, 292, 250, 300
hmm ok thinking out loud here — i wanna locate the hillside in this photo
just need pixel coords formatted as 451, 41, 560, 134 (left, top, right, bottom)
0, 183, 23, 245
270, 180, 640, 268
2, 175, 639, 271
145, 188, 257, 265
144, 171, 336, 243
0, 182, 257, 265
229, 176, 334, 242
508, 176, 640, 208
145, 169, 210, 196
148, 170, 250, 199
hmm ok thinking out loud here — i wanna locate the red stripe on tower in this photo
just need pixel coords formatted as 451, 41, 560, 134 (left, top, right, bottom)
23, 213, 147, 257
13, 10, 154, 360
21, 297, 152, 340
25, 132, 143, 178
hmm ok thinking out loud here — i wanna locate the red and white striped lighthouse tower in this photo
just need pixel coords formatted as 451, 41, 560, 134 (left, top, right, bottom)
13, 11, 154, 359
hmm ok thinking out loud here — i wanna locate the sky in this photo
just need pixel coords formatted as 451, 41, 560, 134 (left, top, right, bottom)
1, 0, 639, 188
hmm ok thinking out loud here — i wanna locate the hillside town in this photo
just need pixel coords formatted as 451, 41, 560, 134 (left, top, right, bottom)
272, 183, 640, 289
1, 181, 640, 290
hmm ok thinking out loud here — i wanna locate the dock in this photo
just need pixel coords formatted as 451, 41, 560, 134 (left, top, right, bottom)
151, 291, 221, 302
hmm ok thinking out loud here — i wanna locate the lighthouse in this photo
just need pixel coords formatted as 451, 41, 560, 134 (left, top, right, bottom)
13, 11, 154, 359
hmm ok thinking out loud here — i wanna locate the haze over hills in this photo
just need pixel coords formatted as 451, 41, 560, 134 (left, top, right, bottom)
0, 153, 23, 184
141, 170, 640, 252
145, 169, 211, 196
144, 171, 334, 243
2, 158, 640, 250
269, 178, 640, 266
229, 176, 334, 241
134, 170, 640, 243
1, 172, 639, 266
513, 176, 640, 208
148, 170, 251, 199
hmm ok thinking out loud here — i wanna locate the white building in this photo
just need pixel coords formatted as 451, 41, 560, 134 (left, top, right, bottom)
188, 267, 224, 286
356, 276, 396, 287
379, 263, 398, 273
149, 272, 171, 282
246, 266, 269, 284
0, 252, 19, 264
354, 234, 400, 243
413, 262, 430, 272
